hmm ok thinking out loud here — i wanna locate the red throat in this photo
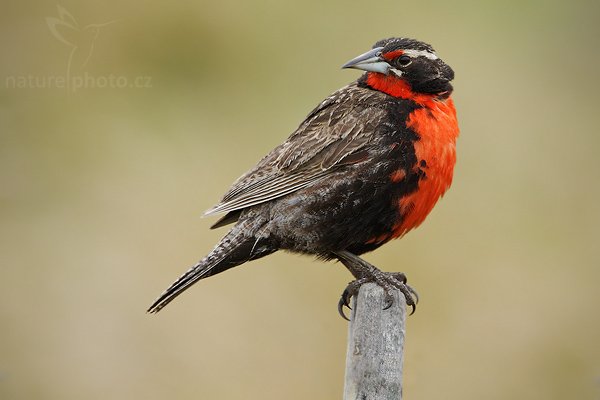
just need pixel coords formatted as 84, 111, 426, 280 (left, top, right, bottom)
366, 72, 439, 107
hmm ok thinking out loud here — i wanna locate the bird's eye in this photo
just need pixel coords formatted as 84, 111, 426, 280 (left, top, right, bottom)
397, 55, 412, 66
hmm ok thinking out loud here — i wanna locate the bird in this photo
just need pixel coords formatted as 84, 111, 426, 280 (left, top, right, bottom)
148, 37, 459, 318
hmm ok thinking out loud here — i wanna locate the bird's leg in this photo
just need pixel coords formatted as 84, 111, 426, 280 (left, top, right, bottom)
334, 250, 419, 320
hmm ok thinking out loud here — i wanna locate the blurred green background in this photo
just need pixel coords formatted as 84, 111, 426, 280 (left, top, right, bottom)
1, 0, 599, 399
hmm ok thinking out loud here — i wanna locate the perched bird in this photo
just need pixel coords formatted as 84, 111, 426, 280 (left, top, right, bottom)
148, 37, 459, 318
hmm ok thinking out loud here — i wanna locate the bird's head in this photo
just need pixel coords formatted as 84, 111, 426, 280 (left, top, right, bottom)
343, 37, 454, 100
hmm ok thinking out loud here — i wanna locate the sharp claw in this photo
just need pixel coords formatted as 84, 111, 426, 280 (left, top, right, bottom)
410, 287, 420, 304
338, 296, 351, 321
338, 287, 354, 321
400, 279, 419, 302
338, 282, 362, 321
342, 288, 352, 309
408, 303, 416, 315
383, 293, 394, 310
397, 283, 418, 313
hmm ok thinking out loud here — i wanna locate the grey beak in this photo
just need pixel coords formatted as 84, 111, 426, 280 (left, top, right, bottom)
342, 46, 389, 74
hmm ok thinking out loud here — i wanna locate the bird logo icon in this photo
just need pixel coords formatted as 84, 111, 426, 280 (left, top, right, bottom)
46, 5, 115, 84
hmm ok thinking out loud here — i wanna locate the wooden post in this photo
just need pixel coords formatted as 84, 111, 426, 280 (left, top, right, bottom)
343, 282, 407, 400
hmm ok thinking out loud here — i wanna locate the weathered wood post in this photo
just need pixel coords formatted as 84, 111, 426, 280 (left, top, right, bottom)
343, 283, 407, 400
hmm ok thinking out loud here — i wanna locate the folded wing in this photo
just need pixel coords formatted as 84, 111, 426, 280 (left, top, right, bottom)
205, 84, 387, 220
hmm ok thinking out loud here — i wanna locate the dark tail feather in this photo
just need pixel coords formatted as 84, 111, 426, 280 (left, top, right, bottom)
147, 223, 274, 313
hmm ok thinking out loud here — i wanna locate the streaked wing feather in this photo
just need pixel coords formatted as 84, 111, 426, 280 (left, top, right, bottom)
206, 169, 329, 215
205, 83, 387, 217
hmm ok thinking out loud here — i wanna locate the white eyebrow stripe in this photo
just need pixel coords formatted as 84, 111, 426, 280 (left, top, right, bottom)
402, 49, 438, 60
390, 68, 403, 77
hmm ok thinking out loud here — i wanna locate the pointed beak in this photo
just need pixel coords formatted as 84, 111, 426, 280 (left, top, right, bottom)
342, 46, 389, 74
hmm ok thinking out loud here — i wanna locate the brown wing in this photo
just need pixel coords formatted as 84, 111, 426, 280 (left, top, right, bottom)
204, 82, 387, 218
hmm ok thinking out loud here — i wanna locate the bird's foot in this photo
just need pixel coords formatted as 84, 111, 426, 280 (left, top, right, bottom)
337, 271, 419, 321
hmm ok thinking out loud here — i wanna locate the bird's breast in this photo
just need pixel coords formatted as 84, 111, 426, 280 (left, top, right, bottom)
391, 97, 459, 238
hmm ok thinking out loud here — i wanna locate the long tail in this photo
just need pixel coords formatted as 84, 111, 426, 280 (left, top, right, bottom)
147, 222, 274, 313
